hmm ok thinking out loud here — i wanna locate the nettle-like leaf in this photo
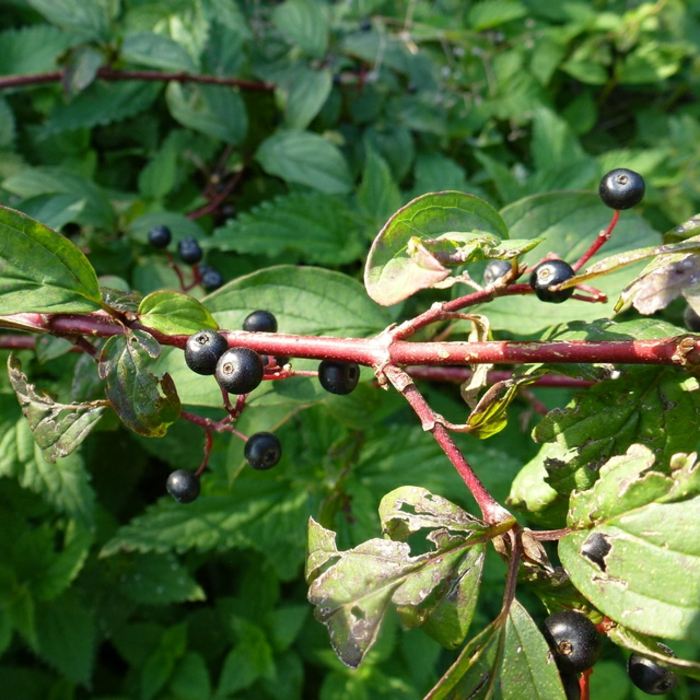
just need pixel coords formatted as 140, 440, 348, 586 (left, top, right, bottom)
559, 445, 700, 643
8, 355, 107, 462
306, 486, 491, 667
508, 367, 700, 524
138, 291, 218, 335
0, 205, 102, 314
363, 191, 510, 306
426, 600, 567, 700
98, 330, 181, 437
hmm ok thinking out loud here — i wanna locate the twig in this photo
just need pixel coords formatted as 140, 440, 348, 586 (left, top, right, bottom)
573, 210, 621, 271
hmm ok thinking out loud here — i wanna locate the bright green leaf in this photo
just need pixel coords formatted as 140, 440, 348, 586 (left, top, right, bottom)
138, 290, 219, 335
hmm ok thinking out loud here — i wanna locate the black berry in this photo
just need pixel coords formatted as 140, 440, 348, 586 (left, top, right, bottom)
245, 432, 282, 470
166, 469, 200, 503
683, 305, 700, 332
184, 330, 229, 376
200, 266, 224, 292
243, 310, 278, 333
529, 259, 576, 303
148, 225, 172, 249
560, 670, 580, 700
215, 347, 264, 394
627, 654, 677, 695
318, 360, 360, 395
483, 259, 512, 286
178, 237, 203, 265
543, 610, 601, 673
598, 168, 645, 210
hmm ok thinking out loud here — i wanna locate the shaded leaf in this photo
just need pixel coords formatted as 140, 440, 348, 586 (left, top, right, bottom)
121, 32, 197, 72
138, 290, 219, 335
8, 354, 106, 462
272, 0, 328, 57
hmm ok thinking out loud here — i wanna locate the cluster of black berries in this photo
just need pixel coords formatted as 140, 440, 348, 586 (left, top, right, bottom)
542, 609, 677, 697
147, 224, 223, 292
166, 309, 362, 503
483, 168, 645, 303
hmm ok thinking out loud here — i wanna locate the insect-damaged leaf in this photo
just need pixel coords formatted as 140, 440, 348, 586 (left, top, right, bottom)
363, 191, 510, 306
427, 600, 567, 700
559, 446, 700, 642
98, 329, 180, 437
306, 487, 489, 667
8, 354, 107, 462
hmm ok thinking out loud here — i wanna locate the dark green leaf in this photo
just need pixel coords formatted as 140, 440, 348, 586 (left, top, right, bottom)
364, 191, 509, 305
121, 32, 197, 72
61, 46, 103, 96
98, 330, 181, 437
26, 0, 110, 39
256, 130, 352, 194
217, 618, 275, 694
272, 0, 328, 57
0, 25, 76, 76
0, 204, 102, 313
358, 148, 402, 224
168, 652, 212, 700
8, 354, 107, 462
17, 194, 86, 230
275, 65, 333, 130
138, 290, 219, 335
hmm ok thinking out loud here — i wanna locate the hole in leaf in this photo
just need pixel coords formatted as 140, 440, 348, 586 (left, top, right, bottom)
580, 532, 611, 571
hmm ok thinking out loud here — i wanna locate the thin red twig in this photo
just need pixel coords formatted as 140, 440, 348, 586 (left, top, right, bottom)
573, 210, 621, 271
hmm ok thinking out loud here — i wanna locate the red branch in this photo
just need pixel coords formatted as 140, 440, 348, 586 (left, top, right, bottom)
573, 210, 621, 271
0, 67, 274, 92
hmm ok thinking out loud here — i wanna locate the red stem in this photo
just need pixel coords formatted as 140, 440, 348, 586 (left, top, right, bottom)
573, 210, 621, 271
0, 67, 273, 92
579, 668, 592, 700
187, 168, 246, 220
194, 430, 213, 478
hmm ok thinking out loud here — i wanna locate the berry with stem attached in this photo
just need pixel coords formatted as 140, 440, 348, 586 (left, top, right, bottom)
178, 237, 203, 265
148, 225, 172, 249
627, 654, 677, 695
559, 670, 580, 700
598, 168, 645, 210
243, 310, 278, 333
543, 611, 601, 673
318, 360, 360, 395
530, 259, 576, 303
184, 330, 229, 376
483, 259, 512, 286
245, 432, 282, 470
216, 347, 264, 394
166, 469, 200, 503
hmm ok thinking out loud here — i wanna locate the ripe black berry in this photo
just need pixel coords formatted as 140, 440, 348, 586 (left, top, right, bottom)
184, 330, 229, 375
200, 266, 224, 292
598, 168, 645, 210
529, 259, 576, 303
483, 259, 512, 286
627, 654, 677, 695
318, 360, 360, 395
243, 310, 278, 333
215, 347, 264, 394
166, 469, 200, 503
245, 432, 282, 470
178, 237, 203, 265
560, 670, 580, 700
543, 611, 601, 673
148, 225, 171, 249
684, 305, 700, 332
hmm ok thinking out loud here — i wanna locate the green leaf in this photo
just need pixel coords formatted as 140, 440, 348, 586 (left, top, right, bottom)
98, 330, 181, 437
0, 98, 15, 148
26, 0, 110, 39
0, 204, 102, 313
42, 81, 162, 136
358, 148, 402, 224
427, 601, 567, 699
306, 488, 488, 667
127, 211, 205, 246
559, 495, 700, 642
141, 624, 187, 700
166, 82, 247, 144
212, 193, 365, 265
272, 0, 328, 57
484, 192, 660, 333
8, 355, 107, 462
363, 191, 509, 306
138, 291, 219, 335
468, 0, 527, 30
121, 32, 198, 72
168, 652, 212, 700
0, 25, 77, 76
137, 133, 181, 201
18, 194, 86, 230
217, 618, 275, 694
61, 46, 103, 96
255, 130, 352, 194
411, 153, 470, 198
276, 65, 333, 130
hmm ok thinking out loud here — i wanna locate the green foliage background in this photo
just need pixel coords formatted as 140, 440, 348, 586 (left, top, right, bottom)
0, 0, 699, 697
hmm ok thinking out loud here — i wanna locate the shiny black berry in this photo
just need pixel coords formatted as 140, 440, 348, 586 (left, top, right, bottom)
215, 347, 264, 394
483, 259, 512, 286
148, 225, 172, 249
178, 237, 203, 265
166, 469, 200, 503
543, 611, 601, 673
200, 266, 224, 292
627, 654, 677, 695
318, 360, 360, 395
245, 432, 282, 470
599, 168, 645, 210
560, 670, 580, 700
529, 259, 576, 303
184, 330, 229, 376
243, 310, 278, 333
